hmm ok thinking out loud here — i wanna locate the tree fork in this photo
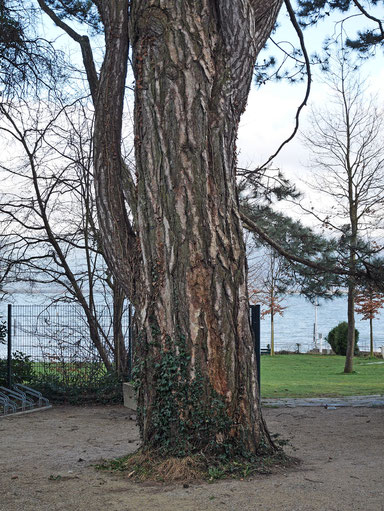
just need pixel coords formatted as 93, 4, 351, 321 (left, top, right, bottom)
39, 0, 284, 456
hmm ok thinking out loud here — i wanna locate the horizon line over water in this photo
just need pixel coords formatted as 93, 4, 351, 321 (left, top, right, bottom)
1, 291, 383, 355
261, 294, 384, 353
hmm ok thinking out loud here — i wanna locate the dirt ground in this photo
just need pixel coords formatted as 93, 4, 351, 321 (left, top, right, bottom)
0, 404, 383, 511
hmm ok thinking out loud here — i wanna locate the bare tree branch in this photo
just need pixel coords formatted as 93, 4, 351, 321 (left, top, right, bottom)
36, 0, 99, 102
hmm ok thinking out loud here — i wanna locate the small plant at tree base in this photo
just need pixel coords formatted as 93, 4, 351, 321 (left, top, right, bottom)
326, 322, 359, 356
95, 448, 295, 483
110, 333, 296, 482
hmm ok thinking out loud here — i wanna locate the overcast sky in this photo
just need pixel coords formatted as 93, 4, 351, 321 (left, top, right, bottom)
237, 5, 384, 228
238, 62, 384, 182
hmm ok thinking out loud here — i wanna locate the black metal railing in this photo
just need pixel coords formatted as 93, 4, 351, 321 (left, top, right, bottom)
4, 303, 131, 389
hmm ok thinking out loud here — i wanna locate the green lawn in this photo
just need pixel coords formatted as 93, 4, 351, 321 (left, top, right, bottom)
260, 354, 384, 398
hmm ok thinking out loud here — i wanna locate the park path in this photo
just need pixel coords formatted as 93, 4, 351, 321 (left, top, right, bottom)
262, 394, 384, 408
1, 405, 383, 511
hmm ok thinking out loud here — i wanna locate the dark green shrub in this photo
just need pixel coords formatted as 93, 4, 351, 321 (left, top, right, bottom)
326, 321, 359, 356
0, 360, 6, 386
0, 316, 122, 402
0, 351, 34, 386
31, 371, 123, 404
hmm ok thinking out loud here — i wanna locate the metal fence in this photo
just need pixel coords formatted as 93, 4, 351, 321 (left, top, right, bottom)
5, 303, 131, 387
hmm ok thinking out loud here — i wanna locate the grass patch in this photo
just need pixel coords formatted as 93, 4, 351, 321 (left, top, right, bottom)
260, 354, 384, 398
95, 448, 296, 483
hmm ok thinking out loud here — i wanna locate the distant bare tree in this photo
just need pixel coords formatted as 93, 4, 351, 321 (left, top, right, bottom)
250, 249, 287, 356
302, 51, 384, 373
355, 284, 384, 357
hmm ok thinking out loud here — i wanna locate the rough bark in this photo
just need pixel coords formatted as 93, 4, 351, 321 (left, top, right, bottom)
29, 3, 287, 441
129, 0, 282, 454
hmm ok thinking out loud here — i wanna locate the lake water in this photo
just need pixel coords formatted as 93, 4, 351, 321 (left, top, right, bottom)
1, 291, 383, 357
261, 294, 384, 353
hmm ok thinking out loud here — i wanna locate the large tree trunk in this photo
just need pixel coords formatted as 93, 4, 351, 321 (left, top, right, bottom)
39, 0, 284, 456
128, 1, 282, 455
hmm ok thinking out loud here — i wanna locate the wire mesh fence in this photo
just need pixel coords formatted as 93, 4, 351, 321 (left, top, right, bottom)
5, 303, 131, 390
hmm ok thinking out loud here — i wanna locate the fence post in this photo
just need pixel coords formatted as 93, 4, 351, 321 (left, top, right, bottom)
250, 304, 261, 398
7, 304, 12, 388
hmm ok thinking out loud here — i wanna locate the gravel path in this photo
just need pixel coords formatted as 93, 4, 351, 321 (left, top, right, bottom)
1, 404, 383, 511
262, 394, 384, 408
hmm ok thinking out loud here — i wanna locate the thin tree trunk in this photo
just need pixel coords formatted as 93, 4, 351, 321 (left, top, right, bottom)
343, 64, 358, 374
344, 280, 356, 373
270, 265, 275, 356
20, 110, 114, 372
113, 281, 128, 376
370, 316, 374, 357
93, 0, 139, 303
344, 226, 357, 373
